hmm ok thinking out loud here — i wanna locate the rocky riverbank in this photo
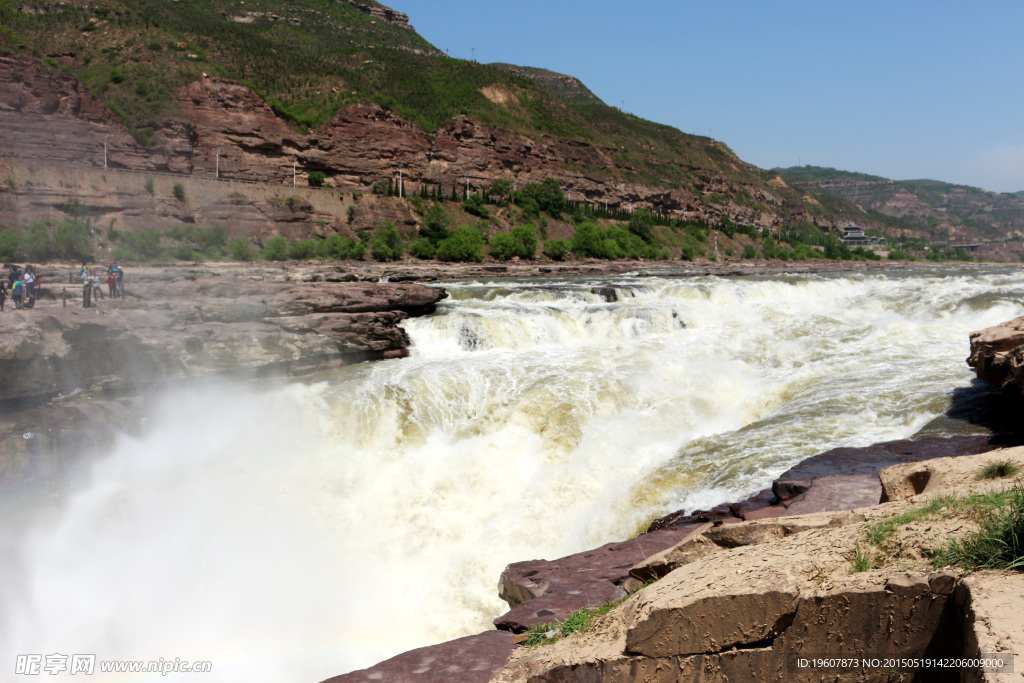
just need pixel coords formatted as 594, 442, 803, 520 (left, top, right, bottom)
0, 262, 448, 406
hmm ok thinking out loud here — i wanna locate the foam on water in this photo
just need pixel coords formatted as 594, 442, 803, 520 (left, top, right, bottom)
1, 266, 1022, 681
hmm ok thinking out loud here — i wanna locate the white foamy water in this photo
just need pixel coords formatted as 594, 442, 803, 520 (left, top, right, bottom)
1, 265, 1022, 681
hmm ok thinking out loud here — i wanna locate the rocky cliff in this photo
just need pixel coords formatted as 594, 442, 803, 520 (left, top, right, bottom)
0, 53, 816, 233
0, 263, 446, 404
968, 316, 1024, 395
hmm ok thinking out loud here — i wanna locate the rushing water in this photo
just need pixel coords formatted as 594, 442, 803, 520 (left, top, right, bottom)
1, 265, 1022, 681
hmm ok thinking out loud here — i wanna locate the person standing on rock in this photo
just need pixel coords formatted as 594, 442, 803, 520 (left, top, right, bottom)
115, 266, 124, 298
107, 266, 117, 299
11, 279, 23, 310
8, 264, 18, 288
23, 266, 35, 304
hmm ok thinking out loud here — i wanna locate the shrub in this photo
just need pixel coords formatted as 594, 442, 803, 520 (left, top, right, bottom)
628, 208, 655, 243
112, 228, 162, 261
197, 224, 227, 250
370, 221, 403, 261
319, 234, 365, 260
463, 193, 489, 219
144, 178, 154, 195
489, 232, 518, 261
543, 238, 570, 261
420, 203, 451, 244
0, 227, 24, 261
228, 236, 256, 261
172, 183, 186, 202
490, 224, 537, 260
308, 171, 326, 187
170, 243, 200, 261
346, 205, 356, 223
23, 219, 51, 261
51, 219, 94, 261
264, 235, 288, 261
742, 244, 757, 259
288, 239, 319, 260
408, 237, 437, 260
679, 245, 696, 261
436, 225, 484, 262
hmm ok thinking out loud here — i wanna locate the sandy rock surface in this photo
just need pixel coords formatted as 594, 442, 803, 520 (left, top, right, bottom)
492, 448, 1024, 682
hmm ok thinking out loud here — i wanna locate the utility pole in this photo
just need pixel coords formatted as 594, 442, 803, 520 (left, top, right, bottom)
103, 135, 110, 169
472, 47, 475, 62
215, 148, 221, 179
292, 156, 297, 187
604, 195, 608, 211
398, 164, 404, 198
465, 173, 470, 196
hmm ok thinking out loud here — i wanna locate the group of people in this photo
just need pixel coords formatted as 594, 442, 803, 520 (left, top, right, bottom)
1, 264, 40, 311
80, 261, 124, 307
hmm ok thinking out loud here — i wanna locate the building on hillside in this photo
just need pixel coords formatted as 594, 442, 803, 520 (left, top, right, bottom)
840, 222, 886, 247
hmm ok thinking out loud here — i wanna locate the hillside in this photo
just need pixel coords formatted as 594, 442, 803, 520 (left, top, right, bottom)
1, 0, 1016, 254
0, 0, 855, 235
777, 165, 1024, 244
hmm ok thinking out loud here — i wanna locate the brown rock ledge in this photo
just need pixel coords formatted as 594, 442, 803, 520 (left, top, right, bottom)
492, 447, 1024, 683
0, 262, 446, 404
968, 315, 1024, 395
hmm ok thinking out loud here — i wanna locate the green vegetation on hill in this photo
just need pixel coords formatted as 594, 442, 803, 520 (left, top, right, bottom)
777, 165, 1024, 243
0, 0, 793, 204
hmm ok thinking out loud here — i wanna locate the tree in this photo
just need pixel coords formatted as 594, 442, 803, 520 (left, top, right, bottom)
420, 203, 451, 244
308, 171, 326, 187
628, 208, 655, 243
371, 221, 403, 261
463, 193, 489, 219
489, 179, 512, 205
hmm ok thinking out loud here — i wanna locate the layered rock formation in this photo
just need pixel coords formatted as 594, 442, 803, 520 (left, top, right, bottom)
0, 263, 446, 404
0, 53, 808, 231
968, 316, 1024, 394
491, 448, 1024, 683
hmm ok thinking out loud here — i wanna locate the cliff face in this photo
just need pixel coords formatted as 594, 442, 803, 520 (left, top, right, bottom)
0, 263, 446, 404
968, 316, 1024, 394
0, 54, 810, 231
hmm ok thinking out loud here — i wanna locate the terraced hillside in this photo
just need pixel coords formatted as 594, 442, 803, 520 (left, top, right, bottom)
778, 166, 1024, 243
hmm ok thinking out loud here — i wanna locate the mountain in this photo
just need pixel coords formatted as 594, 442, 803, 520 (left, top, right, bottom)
0, 0, 999, 249
777, 166, 1024, 243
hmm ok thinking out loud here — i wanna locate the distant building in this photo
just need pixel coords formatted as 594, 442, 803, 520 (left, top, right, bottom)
840, 222, 886, 246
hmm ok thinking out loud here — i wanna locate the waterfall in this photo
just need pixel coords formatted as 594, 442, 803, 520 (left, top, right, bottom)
2, 266, 1022, 681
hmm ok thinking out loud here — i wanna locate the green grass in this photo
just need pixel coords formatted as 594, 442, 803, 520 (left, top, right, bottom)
865, 490, 1018, 549
930, 482, 1024, 572
521, 579, 657, 647
850, 545, 873, 573
522, 599, 624, 647
977, 460, 1022, 480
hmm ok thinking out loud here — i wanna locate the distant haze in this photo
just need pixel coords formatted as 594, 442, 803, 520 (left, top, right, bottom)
389, 0, 1024, 194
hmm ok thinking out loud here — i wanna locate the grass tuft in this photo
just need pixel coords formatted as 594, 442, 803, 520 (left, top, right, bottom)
977, 460, 1022, 480
931, 481, 1024, 572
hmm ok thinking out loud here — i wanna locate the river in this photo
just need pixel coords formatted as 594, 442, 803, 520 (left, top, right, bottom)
1, 265, 1021, 681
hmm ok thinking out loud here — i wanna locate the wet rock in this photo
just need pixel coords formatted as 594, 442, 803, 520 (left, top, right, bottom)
494, 524, 702, 632
322, 630, 515, 683
772, 435, 995, 513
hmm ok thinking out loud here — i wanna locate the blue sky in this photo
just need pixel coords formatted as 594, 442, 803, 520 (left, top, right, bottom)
387, 1, 1024, 193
